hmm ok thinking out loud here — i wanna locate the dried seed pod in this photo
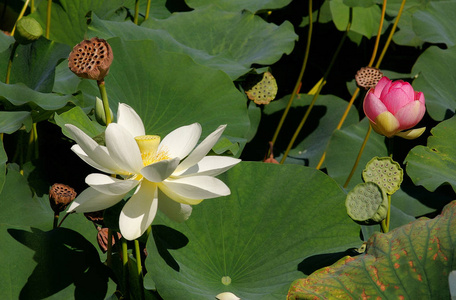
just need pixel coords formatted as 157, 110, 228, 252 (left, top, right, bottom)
362, 156, 403, 195
14, 16, 43, 45
345, 182, 388, 224
97, 227, 122, 253
355, 67, 383, 90
68, 37, 113, 81
245, 72, 278, 105
84, 210, 104, 226
49, 183, 77, 213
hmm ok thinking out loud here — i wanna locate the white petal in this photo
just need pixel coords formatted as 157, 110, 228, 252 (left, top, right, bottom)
158, 123, 201, 159
65, 124, 120, 173
157, 182, 204, 205
71, 145, 115, 174
105, 123, 144, 174
141, 158, 180, 182
175, 125, 226, 173
157, 189, 192, 222
176, 156, 240, 177
117, 103, 145, 137
67, 187, 126, 213
162, 176, 231, 199
119, 180, 158, 240
86, 173, 139, 195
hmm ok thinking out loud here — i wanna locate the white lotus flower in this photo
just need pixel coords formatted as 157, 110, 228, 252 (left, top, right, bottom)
65, 103, 240, 240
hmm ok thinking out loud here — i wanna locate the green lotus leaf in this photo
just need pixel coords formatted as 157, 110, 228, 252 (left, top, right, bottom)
262, 94, 359, 168
0, 111, 32, 134
288, 200, 456, 299
405, 114, 456, 193
412, 45, 456, 121
185, 0, 292, 12
75, 38, 250, 154
144, 162, 361, 299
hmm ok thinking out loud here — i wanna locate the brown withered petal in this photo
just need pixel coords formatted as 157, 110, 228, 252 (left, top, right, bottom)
355, 67, 383, 90
68, 37, 113, 81
49, 183, 77, 213
84, 210, 104, 226
97, 227, 122, 253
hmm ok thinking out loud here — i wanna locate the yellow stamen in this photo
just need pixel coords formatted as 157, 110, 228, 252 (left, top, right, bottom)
134, 135, 170, 166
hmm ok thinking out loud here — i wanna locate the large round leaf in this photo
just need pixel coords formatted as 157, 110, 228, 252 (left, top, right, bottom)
412, 45, 456, 121
288, 200, 456, 299
325, 118, 388, 190
141, 6, 298, 79
77, 37, 250, 148
263, 94, 359, 167
405, 114, 456, 193
185, 0, 292, 12
144, 162, 361, 299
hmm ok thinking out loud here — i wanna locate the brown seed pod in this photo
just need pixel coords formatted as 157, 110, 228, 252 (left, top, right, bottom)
355, 67, 383, 90
49, 183, 77, 213
84, 210, 105, 226
68, 37, 113, 81
97, 227, 122, 253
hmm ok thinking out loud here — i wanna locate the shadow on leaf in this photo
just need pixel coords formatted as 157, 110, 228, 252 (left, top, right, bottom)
8, 227, 110, 300
152, 225, 189, 272
298, 248, 361, 276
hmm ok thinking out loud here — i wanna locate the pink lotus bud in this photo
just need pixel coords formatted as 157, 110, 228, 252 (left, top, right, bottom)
363, 77, 426, 139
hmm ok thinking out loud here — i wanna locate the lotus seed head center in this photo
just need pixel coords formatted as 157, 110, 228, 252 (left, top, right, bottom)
135, 135, 170, 166
221, 276, 231, 285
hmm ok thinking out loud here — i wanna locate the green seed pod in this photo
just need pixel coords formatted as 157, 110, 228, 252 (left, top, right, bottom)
362, 156, 403, 195
14, 16, 43, 45
245, 72, 278, 105
94, 96, 113, 126
345, 182, 388, 224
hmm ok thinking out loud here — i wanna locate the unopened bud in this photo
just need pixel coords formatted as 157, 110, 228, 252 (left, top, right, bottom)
49, 183, 77, 213
95, 97, 113, 125
68, 37, 113, 81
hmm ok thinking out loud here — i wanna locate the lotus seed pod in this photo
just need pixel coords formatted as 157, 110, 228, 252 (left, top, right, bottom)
14, 16, 43, 45
68, 37, 113, 81
245, 72, 278, 105
345, 182, 388, 224
355, 67, 383, 90
362, 156, 403, 195
94, 96, 113, 125
49, 183, 77, 213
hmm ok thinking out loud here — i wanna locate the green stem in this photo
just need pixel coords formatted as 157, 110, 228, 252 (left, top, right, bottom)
97, 80, 112, 126
375, 0, 407, 69
6, 42, 19, 84
380, 219, 388, 233
11, 0, 30, 36
134, 0, 140, 24
280, 7, 352, 164
270, 0, 313, 150
30, 0, 35, 13
145, 0, 151, 21
343, 124, 372, 189
121, 238, 129, 298
45, 0, 52, 39
107, 228, 112, 267
386, 194, 391, 231
53, 213, 59, 229
134, 239, 145, 300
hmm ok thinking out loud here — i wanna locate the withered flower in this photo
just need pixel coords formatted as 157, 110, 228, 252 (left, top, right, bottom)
49, 183, 77, 213
68, 37, 113, 82
84, 210, 104, 226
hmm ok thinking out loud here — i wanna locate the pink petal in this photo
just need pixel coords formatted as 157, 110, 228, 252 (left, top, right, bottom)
373, 77, 391, 98
395, 101, 425, 131
363, 92, 388, 122
380, 88, 411, 115
415, 91, 425, 105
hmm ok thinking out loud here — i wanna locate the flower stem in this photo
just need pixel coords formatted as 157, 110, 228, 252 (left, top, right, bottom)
6, 42, 19, 84
107, 228, 113, 267
343, 124, 372, 189
11, 0, 30, 36
97, 80, 112, 126
134, 0, 140, 24
316, 0, 386, 170
53, 213, 59, 228
145, 0, 151, 21
134, 239, 145, 300
121, 238, 129, 297
45, 0, 52, 39
270, 0, 313, 154
30, 0, 35, 13
280, 7, 352, 164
